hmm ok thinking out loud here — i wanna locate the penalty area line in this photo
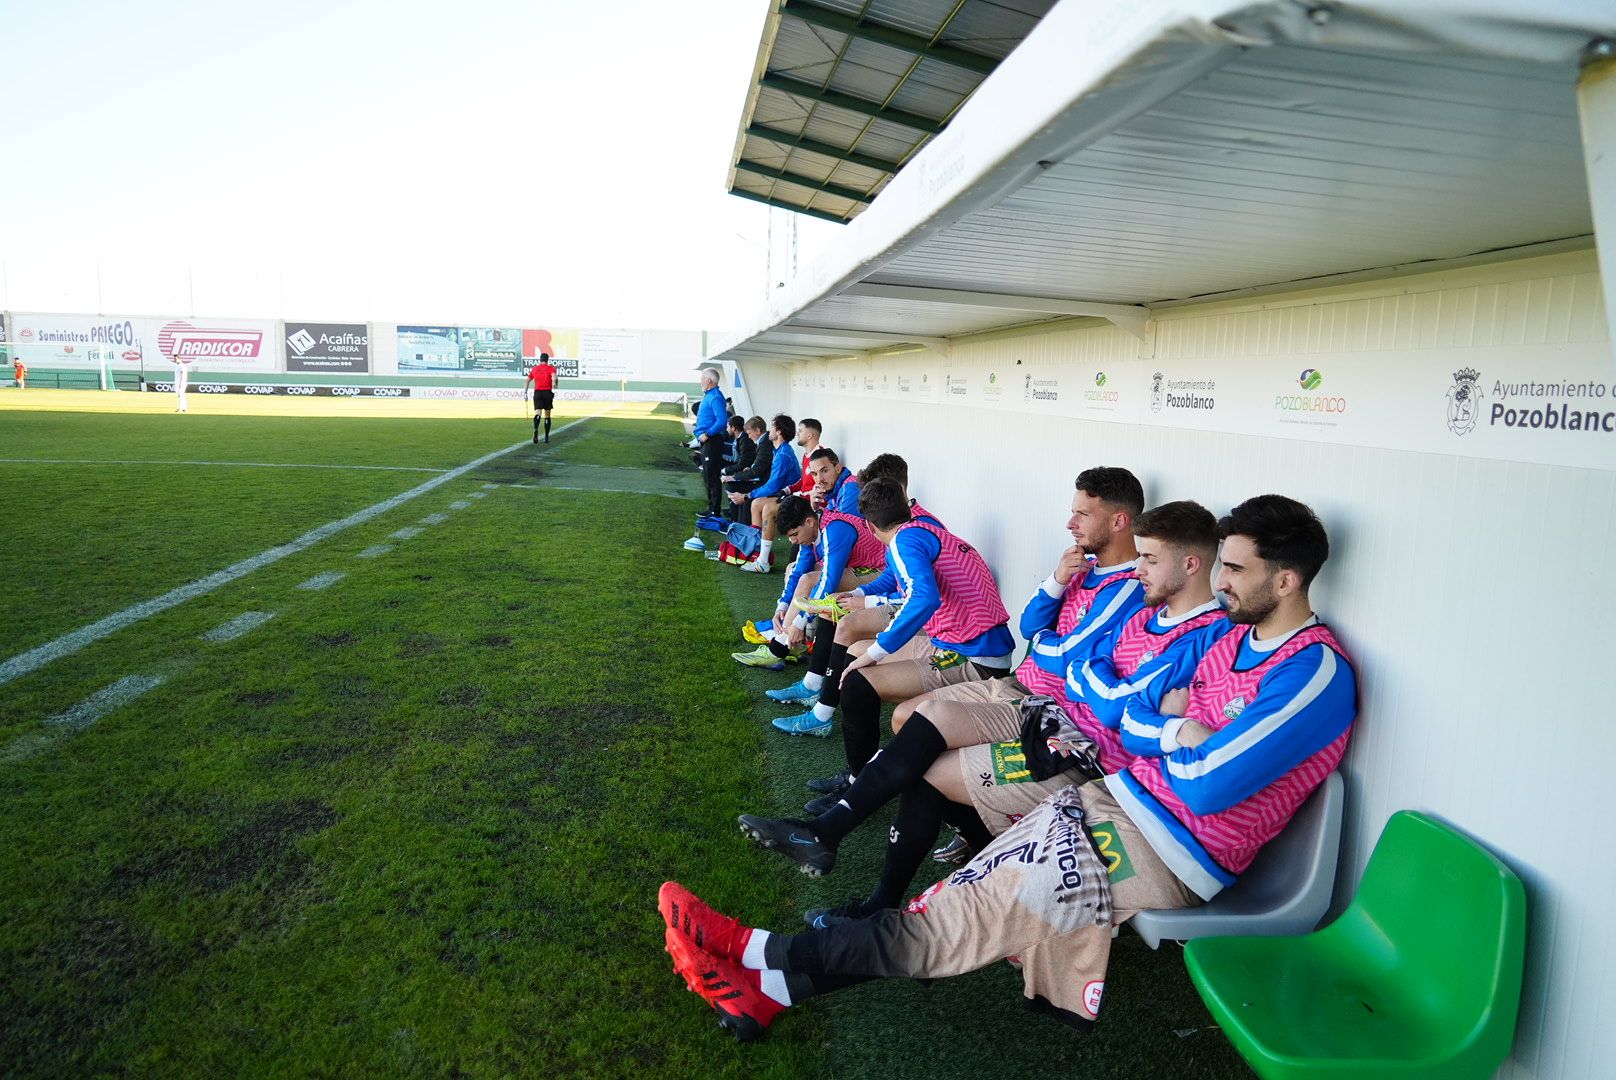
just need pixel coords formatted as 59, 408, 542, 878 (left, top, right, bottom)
0, 411, 606, 688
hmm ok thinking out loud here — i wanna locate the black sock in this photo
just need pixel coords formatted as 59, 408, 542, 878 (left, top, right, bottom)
865, 780, 949, 910
807, 619, 835, 676
544, 416, 552, 435
784, 970, 874, 1002
941, 798, 995, 852
767, 636, 792, 658
818, 643, 850, 709
814, 713, 945, 844
534, 416, 541, 434
839, 669, 882, 775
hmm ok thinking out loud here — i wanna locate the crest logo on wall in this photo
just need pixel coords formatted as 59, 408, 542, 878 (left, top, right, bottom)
1446, 367, 1482, 436
1150, 371, 1164, 413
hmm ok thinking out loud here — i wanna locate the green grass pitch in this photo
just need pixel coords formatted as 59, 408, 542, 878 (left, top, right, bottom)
0, 395, 1248, 1078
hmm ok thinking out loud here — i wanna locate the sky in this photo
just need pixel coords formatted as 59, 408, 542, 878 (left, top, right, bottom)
0, 0, 842, 331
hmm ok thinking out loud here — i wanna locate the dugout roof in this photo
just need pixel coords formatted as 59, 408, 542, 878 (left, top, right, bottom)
711, 0, 1616, 365
726, 0, 1057, 224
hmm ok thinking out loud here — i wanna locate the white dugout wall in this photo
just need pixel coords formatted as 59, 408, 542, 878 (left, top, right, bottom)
743, 247, 1614, 1080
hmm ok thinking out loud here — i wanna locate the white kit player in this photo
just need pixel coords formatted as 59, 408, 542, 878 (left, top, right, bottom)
170, 348, 192, 412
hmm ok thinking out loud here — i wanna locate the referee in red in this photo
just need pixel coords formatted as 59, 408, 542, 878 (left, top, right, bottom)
525, 352, 560, 443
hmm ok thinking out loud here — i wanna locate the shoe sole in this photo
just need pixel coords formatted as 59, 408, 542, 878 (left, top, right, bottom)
737, 817, 832, 877
772, 722, 832, 738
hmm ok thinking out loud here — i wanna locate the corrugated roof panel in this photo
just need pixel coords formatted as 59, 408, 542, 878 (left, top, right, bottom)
936, 0, 1055, 57
728, 0, 1045, 221
800, 115, 922, 162
794, 294, 1047, 336
876, 43, 1591, 302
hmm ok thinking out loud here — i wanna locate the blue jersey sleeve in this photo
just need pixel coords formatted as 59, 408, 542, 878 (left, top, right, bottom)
753, 447, 803, 499
1027, 576, 1145, 677
1072, 619, 1209, 731
855, 562, 899, 599
778, 540, 820, 608
1157, 643, 1356, 816
811, 519, 857, 600
1018, 576, 1068, 640
1119, 621, 1232, 758
873, 528, 942, 655
695, 389, 727, 438
834, 476, 861, 515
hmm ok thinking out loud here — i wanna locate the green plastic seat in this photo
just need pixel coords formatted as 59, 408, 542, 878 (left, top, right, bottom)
1184, 811, 1526, 1080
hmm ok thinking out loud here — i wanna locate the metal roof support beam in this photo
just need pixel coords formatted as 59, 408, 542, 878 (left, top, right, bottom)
728, 187, 852, 225
761, 73, 944, 134
732, 159, 873, 206
744, 124, 900, 176
780, 0, 998, 77
767, 325, 950, 350
1577, 41, 1616, 363
841, 282, 1152, 341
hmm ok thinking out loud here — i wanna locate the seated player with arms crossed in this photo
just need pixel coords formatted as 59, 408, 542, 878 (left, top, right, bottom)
660, 494, 1356, 1042
737, 500, 1221, 903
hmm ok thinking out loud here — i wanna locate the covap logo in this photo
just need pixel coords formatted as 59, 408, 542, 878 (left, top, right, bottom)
1297, 368, 1323, 391
1446, 367, 1482, 436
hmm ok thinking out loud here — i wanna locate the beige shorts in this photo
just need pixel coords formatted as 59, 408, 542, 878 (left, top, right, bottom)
919, 677, 1029, 743
875, 643, 1012, 694
956, 739, 1081, 834
837, 782, 1198, 1028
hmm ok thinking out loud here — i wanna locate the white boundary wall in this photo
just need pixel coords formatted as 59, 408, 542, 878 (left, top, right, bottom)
746, 247, 1614, 1080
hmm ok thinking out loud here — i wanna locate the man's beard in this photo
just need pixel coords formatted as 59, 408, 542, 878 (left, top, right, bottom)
1225, 581, 1279, 625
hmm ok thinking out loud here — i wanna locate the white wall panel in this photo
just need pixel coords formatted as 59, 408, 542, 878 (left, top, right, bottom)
780, 250, 1613, 1080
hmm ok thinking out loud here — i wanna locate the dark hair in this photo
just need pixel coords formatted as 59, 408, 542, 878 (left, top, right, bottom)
1075, 466, 1145, 518
1219, 495, 1330, 588
775, 494, 817, 534
539, 352, 550, 361
745, 415, 766, 434
859, 452, 908, 490
1133, 500, 1219, 558
772, 414, 797, 442
859, 478, 912, 529
726, 415, 745, 433
798, 418, 822, 436
808, 446, 839, 465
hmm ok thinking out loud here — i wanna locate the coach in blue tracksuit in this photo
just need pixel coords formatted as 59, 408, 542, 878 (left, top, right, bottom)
692, 368, 729, 514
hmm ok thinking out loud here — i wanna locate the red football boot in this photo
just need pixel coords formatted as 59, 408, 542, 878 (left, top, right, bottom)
658, 881, 752, 961
664, 926, 786, 1042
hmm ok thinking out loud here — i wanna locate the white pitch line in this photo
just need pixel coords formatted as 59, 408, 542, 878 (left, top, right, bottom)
418, 513, 448, 525
0, 458, 447, 473
391, 526, 423, 540
356, 544, 393, 559
481, 483, 500, 489
201, 611, 275, 643
298, 571, 347, 591
0, 411, 605, 688
46, 674, 165, 730
2, 673, 166, 764
469, 491, 488, 499
449, 500, 471, 510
